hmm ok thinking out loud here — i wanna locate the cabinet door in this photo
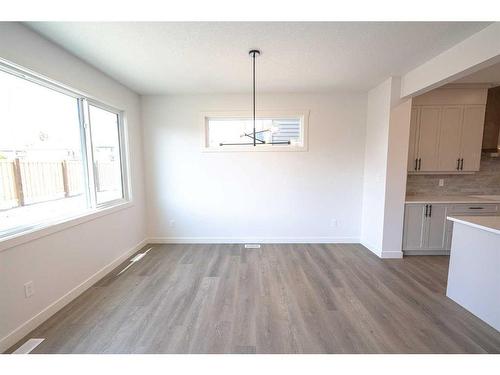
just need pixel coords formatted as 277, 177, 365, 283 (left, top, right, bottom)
425, 204, 449, 250
403, 204, 426, 250
407, 107, 420, 172
460, 105, 486, 172
417, 107, 441, 171
437, 106, 463, 171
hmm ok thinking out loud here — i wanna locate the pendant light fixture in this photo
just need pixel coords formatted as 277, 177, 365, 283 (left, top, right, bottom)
219, 49, 291, 147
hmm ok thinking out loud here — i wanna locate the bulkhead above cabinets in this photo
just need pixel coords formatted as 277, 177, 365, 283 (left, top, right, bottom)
408, 87, 487, 174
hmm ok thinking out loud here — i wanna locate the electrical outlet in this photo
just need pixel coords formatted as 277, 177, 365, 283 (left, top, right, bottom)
330, 219, 339, 228
439, 179, 444, 187
169, 219, 175, 227
24, 281, 35, 298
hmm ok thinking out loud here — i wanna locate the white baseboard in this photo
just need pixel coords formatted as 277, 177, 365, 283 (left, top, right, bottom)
380, 250, 404, 259
0, 238, 148, 353
359, 242, 403, 259
360, 241, 382, 257
148, 236, 360, 244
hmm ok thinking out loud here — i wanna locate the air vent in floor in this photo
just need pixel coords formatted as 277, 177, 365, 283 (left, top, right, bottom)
244, 244, 261, 249
116, 247, 153, 276
12, 338, 45, 354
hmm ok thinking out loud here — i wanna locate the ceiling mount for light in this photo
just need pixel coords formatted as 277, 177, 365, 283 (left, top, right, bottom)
219, 49, 291, 147
248, 49, 261, 58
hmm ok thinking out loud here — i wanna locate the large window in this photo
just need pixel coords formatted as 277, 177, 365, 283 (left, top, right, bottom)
0, 62, 128, 239
203, 112, 308, 151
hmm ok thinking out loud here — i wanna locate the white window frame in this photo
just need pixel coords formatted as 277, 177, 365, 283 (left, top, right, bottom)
83, 99, 130, 209
201, 110, 310, 152
0, 58, 131, 250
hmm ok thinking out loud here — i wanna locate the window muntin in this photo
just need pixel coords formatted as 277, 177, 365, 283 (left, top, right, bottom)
205, 115, 306, 151
0, 62, 128, 239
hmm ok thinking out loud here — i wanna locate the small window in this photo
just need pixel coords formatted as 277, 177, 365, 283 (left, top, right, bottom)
203, 112, 308, 151
0, 62, 129, 239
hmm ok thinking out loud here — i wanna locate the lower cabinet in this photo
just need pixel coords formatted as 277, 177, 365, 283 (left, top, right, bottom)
403, 202, 499, 255
403, 204, 451, 254
427, 204, 452, 250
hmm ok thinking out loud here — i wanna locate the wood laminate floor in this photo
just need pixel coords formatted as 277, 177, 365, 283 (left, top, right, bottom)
8, 244, 500, 353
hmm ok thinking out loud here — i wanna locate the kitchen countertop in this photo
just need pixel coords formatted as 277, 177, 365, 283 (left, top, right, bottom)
405, 195, 500, 204
447, 215, 500, 236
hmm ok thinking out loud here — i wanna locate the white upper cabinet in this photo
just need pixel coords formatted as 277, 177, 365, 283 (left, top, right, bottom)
437, 106, 463, 172
460, 105, 486, 172
416, 107, 440, 171
408, 87, 487, 174
407, 108, 419, 172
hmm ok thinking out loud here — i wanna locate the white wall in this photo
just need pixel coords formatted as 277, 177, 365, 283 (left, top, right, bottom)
0, 23, 147, 351
142, 93, 367, 243
381, 98, 412, 256
360, 78, 393, 254
360, 77, 410, 258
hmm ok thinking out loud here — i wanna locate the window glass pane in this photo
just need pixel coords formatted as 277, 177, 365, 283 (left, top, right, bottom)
207, 117, 302, 148
0, 69, 87, 236
270, 119, 301, 143
88, 105, 123, 204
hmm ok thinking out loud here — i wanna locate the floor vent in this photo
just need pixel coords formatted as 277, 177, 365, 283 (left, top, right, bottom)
244, 244, 261, 249
12, 338, 45, 354
117, 247, 153, 276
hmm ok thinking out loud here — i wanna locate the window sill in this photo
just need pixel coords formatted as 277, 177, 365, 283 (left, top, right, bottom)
0, 200, 133, 253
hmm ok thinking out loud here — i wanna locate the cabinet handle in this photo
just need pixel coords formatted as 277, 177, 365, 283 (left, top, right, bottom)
429, 204, 432, 217
424, 204, 428, 217
456, 158, 460, 170
460, 158, 464, 170
414, 158, 418, 171
418, 158, 421, 171
468, 207, 484, 210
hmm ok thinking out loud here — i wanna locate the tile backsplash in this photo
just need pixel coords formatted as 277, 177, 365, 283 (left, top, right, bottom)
406, 153, 500, 196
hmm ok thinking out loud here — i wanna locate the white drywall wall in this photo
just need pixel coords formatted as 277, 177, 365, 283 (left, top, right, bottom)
141, 93, 367, 243
360, 77, 410, 258
381, 98, 412, 257
360, 78, 393, 255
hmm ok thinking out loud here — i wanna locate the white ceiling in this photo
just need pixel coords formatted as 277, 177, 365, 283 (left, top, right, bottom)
454, 61, 500, 85
26, 22, 491, 95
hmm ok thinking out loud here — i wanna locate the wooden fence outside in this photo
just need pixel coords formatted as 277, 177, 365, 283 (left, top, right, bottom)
0, 159, 84, 210
0, 160, 17, 209
95, 160, 120, 193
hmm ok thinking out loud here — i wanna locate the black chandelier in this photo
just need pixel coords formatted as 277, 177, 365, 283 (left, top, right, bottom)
219, 49, 291, 147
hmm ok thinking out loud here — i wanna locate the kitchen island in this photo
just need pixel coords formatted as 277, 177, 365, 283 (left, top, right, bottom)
446, 215, 500, 331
